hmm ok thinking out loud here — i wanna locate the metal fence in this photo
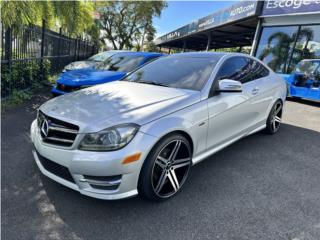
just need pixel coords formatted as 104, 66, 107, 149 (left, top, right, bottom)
1, 20, 97, 98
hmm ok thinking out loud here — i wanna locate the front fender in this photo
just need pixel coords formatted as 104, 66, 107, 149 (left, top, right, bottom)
139, 100, 209, 159
140, 116, 194, 140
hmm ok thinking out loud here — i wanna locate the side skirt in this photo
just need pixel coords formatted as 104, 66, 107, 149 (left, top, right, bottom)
192, 124, 266, 165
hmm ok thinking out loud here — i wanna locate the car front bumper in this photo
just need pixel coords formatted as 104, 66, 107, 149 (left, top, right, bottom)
30, 120, 158, 200
51, 86, 67, 96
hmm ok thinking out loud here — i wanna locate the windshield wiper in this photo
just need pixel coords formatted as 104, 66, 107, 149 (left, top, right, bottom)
136, 80, 169, 87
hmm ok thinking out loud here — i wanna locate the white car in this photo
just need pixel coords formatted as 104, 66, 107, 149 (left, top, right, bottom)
31, 52, 286, 201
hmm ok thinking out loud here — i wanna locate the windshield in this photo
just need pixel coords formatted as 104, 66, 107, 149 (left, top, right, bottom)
295, 61, 320, 75
95, 54, 144, 72
88, 52, 115, 62
123, 56, 220, 91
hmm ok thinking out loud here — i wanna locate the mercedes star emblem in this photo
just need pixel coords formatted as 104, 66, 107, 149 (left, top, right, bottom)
41, 119, 49, 138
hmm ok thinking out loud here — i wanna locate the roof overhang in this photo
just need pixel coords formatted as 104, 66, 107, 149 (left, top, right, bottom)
155, 1, 263, 50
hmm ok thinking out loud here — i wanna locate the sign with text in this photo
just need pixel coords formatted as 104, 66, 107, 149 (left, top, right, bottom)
156, 1, 259, 44
262, 0, 320, 16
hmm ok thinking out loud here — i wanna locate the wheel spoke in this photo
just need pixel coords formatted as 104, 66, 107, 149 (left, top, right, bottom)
169, 140, 181, 161
275, 116, 281, 123
154, 170, 167, 193
172, 158, 190, 169
168, 169, 179, 191
275, 104, 282, 115
272, 119, 276, 130
173, 157, 190, 164
155, 159, 166, 169
155, 156, 168, 169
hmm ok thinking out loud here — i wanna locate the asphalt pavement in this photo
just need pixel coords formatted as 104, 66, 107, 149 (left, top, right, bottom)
2, 93, 320, 240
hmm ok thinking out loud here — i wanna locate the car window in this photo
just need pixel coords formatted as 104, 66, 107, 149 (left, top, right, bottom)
96, 54, 144, 72
143, 55, 161, 64
123, 56, 220, 91
248, 58, 269, 80
295, 61, 320, 74
88, 52, 114, 62
215, 57, 251, 83
215, 57, 269, 84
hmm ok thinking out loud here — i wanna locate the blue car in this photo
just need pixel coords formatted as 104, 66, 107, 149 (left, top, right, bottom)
52, 52, 163, 95
280, 59, 320, 102
62, 50, 129, 72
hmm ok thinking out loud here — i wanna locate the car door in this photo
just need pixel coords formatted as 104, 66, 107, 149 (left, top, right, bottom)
206, 56, 261, 151
246, 58, 276, 124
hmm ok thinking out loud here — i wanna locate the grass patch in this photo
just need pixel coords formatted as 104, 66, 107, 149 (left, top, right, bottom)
1, 82, 52, 112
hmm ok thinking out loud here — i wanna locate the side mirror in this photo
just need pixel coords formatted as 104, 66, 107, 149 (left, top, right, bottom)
216, 79, 242, 93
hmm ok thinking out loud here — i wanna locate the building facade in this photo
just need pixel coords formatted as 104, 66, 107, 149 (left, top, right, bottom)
156, 0, 320, 74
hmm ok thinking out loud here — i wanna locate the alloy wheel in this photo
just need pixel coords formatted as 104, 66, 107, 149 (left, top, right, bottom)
270, 102, 282, 133
151, 139, 191, 198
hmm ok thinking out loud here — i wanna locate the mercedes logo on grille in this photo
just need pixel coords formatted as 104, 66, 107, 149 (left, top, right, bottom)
41, 119, 49, 138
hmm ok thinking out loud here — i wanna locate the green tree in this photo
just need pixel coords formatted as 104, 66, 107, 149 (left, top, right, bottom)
97, 1, 166, 50
259, 32, 293, 73
1, 0, 96, 37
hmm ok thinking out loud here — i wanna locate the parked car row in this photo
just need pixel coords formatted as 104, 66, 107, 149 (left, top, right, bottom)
54, 51, 320, 102
32, 51, 287, 201
52, 51, 164, 95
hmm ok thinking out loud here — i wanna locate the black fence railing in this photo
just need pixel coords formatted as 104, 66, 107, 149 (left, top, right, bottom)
1, 20, 98, 98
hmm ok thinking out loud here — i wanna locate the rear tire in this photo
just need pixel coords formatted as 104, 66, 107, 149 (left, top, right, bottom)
138, 134, 192, 201
265, 100, 283, 135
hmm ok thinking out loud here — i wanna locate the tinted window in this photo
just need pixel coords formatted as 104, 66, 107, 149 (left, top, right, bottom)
96, 54, 144, 72
248, 59, 269, 80
123, 56, 220, 91
216, 57, 251, 83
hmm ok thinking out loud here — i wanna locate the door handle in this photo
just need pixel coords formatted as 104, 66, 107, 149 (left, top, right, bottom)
252, 87, 259, 95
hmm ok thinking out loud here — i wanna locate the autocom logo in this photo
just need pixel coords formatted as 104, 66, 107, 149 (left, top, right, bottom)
230, 2, 256, 17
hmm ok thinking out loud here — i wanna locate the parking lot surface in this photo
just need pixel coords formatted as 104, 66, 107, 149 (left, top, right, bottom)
2, 93, 320, 240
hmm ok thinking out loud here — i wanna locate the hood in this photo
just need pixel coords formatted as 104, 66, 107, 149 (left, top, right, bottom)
57, 69, 126, 86
40, 81, 200, 133
65, 61, 98, 71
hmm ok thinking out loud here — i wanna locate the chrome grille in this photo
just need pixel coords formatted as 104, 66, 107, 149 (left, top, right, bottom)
37, 111, 79, 147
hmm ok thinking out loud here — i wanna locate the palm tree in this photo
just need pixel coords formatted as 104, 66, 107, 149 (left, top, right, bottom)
1, 1, 96, 37
258, 27, 317, 73
259, 31, 293, 73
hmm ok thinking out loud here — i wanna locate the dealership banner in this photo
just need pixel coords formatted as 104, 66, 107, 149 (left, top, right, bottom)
262, 0, 320, 16
156, 0, 260, 44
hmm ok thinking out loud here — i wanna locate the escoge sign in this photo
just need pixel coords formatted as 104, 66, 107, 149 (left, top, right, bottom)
262, 0, 320, 16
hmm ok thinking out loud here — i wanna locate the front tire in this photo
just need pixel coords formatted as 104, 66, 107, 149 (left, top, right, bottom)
138, 134, 192, 201
265, 100, 283, 134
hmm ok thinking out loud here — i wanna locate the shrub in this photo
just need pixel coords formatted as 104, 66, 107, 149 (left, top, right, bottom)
1, 59, 51, 97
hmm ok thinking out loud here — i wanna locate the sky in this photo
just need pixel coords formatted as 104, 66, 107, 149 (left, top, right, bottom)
153, 1, 238, 38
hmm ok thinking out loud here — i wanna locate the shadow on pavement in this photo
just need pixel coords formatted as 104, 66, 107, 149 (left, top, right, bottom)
38, 124, 320, 240
286, 97, 320, 107
2, 93, 320, 240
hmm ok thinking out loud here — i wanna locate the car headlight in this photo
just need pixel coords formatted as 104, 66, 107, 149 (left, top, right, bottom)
78, 124, 139, 151
64, 64, 72, 71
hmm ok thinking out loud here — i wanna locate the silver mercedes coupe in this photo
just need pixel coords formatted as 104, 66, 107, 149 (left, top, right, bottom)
31, 52, 286, 201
